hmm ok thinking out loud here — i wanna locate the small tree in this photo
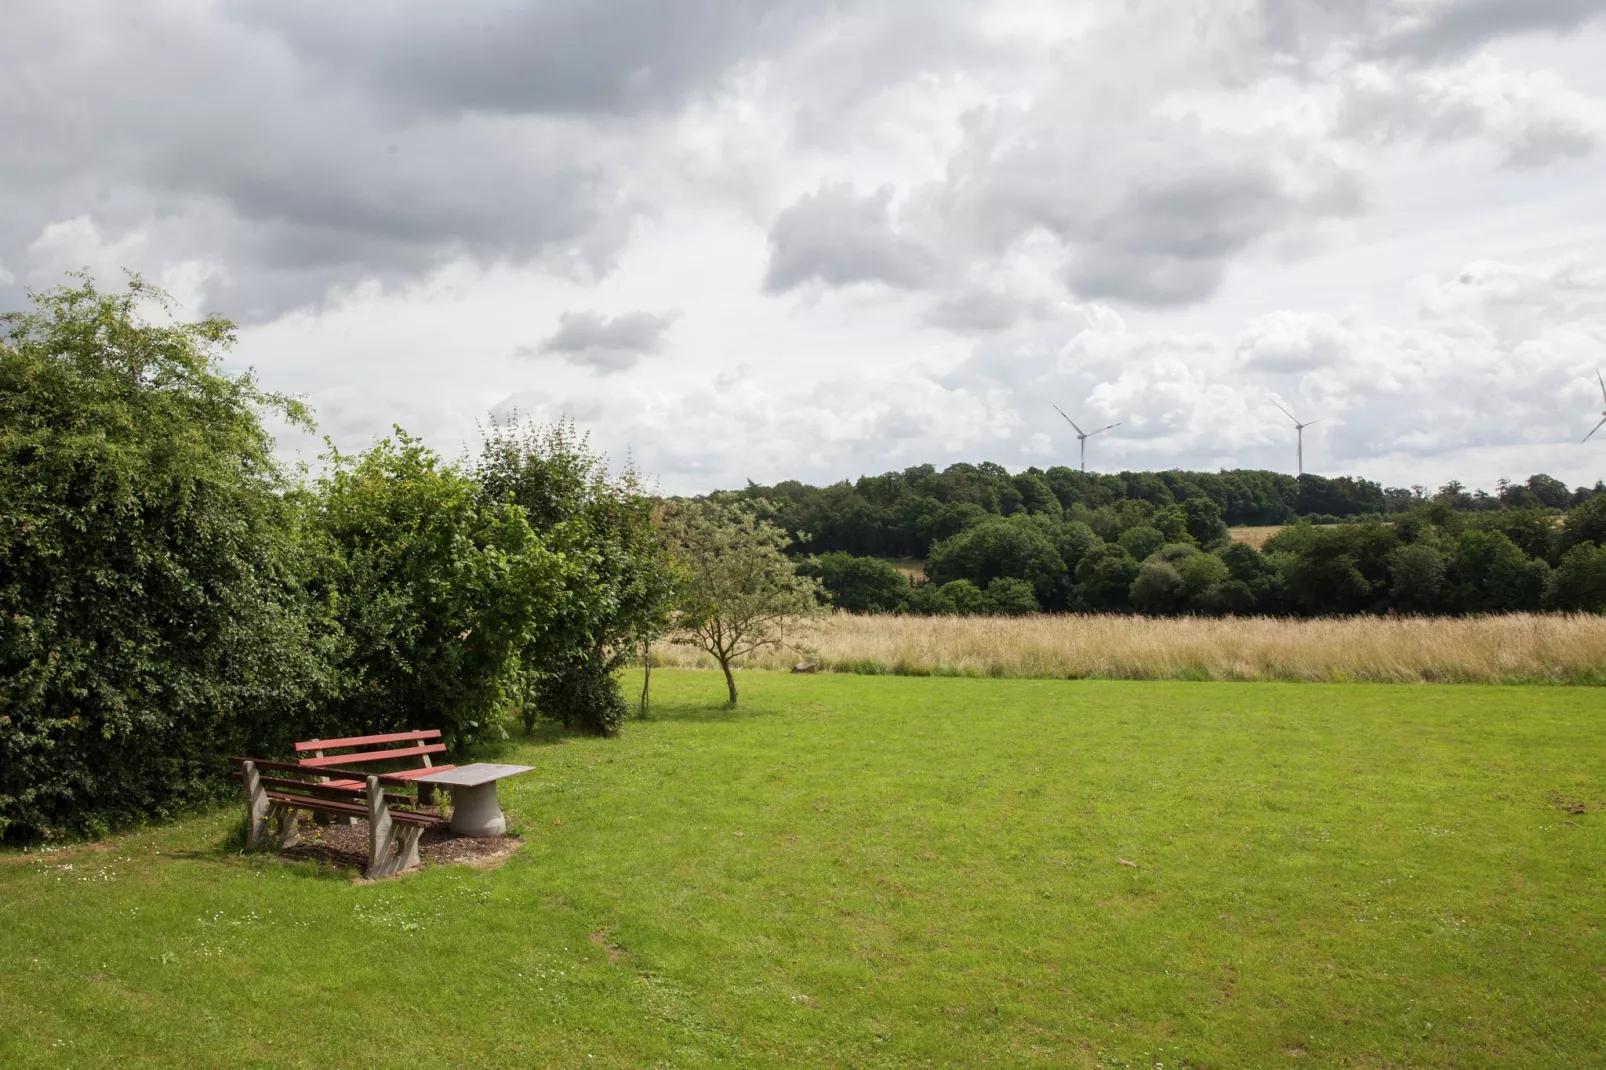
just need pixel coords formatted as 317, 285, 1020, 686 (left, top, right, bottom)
476, 416, 680, 734
667, 501, 824, 705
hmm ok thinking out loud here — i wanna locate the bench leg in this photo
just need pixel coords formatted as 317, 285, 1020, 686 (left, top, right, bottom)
242, 761, 272, 849
365, 821, 422, 879
271, 804, 301, 849
365, 775, 422, 879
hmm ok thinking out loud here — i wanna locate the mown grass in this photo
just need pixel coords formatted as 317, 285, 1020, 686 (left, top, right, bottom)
654, 612, 1606, 685
2, 670, 1604, 1067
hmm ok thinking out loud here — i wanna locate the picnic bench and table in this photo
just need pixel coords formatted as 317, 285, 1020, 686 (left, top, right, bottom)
230, 729, 533, 878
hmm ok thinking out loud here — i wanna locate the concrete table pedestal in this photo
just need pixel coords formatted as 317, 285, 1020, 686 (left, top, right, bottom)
412, 763, 533, 837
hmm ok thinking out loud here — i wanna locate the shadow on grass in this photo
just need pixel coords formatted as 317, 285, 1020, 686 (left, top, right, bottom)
167, 813, 357, 882
638, 700, 775, 724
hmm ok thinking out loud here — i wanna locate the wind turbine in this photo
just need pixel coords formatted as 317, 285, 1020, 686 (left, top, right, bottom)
1583, 370, 1606, 443
1270, 398, 1322, 476
1052, 404, 1120, 472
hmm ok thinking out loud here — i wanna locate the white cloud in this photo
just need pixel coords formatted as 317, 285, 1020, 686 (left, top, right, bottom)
1337, 56, 1606, 167
5, 1, 1606, 495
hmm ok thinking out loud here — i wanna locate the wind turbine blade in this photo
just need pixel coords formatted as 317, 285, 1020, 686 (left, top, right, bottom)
1598, 370, 1606, 405
1052, 404, 1085, 435
1270, 398, 1299, 424
1585, 416, 1606, 443
1087, 422, 1121, 437
1304, 417, 1324, 427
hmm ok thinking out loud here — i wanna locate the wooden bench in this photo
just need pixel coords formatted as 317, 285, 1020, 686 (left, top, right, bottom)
229, 757, 445, 878
294, 729, 454, 806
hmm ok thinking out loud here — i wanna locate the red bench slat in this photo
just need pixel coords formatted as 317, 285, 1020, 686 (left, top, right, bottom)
293, 729, 441, 753
381, 765, 455, 781
307, 767, 456, 790
297, 767, 453, 794
298, 744, 446, 768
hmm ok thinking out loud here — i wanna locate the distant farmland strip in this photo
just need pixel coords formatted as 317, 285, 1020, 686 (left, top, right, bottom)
653, 612, 1606, 684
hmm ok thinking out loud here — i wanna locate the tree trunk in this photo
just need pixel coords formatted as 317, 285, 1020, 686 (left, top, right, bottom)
638, 639, 652, 717
720, 657, 738, 705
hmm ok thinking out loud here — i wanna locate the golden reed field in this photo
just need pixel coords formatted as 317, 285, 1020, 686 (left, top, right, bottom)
652, 612, 1606, 684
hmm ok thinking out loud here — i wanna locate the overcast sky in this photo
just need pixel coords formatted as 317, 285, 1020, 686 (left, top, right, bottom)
5, 1, 1606, 494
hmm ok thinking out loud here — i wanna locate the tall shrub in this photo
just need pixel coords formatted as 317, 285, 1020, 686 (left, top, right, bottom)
476, 417, 678, 734
0, 277, 325, 841
306, 430, 569, 747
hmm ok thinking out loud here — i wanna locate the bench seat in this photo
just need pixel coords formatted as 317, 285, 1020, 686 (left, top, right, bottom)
315, 764, 456, 794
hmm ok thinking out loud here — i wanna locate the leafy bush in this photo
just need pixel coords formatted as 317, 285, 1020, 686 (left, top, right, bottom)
532, 655, 628, 736
1388, 542, 1450, 614
938, 579, 990, 615
1183, 497, 1230, 550
801, 553, 910, 613
1557, 496, 1606, 557
1117, 525, 1166, 562
984, 577, 1040, 616
477, 417, 678, 733
1453, 530, 1546, 612
1074, 545, 1139, 611
926, 517, 1066, 603
307, 431, 569, 749
1129, 560, 1184, 614
1551, 543, 1606, 612
0, 278, 325, 841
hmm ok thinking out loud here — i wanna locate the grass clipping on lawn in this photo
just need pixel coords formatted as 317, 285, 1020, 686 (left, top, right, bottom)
653, 611, 1606, 684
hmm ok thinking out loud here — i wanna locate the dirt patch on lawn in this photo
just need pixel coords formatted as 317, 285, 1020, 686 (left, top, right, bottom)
278, 812, 520, 876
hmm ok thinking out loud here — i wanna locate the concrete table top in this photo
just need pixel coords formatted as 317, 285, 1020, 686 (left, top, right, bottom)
411, 763, 532, 837
412, 763, 533, 788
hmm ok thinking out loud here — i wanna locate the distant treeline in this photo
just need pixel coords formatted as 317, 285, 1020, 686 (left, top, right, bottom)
709, 464, 1606, 617
715, 463, 1602, 560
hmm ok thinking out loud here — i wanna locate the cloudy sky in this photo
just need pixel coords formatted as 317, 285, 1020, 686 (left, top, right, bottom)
5, 1, 1606, 494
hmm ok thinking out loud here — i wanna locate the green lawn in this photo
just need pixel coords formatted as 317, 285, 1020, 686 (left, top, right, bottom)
3, 671, 1604, 1068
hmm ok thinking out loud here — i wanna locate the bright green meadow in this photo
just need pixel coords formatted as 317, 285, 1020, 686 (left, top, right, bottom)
2, 670, 1603, 1067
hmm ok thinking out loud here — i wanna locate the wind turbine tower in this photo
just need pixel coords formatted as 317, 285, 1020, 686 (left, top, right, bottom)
1583, 371, 1606, 443
1271, 399, 1322, 477
1053, 404, 1121, 472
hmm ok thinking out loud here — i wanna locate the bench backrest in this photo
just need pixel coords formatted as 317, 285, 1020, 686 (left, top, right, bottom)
294, 729, 446, 770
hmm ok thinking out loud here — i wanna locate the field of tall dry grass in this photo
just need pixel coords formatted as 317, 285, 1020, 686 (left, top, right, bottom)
651, 613, 1606, 684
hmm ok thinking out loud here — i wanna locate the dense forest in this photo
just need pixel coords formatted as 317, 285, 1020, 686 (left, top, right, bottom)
710, 463, 1606, 618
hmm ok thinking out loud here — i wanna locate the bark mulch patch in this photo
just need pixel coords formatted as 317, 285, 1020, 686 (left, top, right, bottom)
278, 810, 520, 876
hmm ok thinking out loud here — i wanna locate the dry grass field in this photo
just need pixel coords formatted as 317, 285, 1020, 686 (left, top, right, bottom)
1227, 525, 1284, 548
653, 612, 1606, 684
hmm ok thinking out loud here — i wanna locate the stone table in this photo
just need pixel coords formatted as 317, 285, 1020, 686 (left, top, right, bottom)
412, 763, 533, 837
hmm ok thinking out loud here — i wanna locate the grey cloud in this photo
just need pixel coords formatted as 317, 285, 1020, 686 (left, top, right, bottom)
1336, 60, 1605, 169
1259, 0, 1605, 64
240, 1, 801, 118
763, 183, 939, 293
928, 106, 1365, 307
1376, 0, 1606, 61
924, 287, 1048, 334
522, 309, 680, 372
0, 1, 799, 320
